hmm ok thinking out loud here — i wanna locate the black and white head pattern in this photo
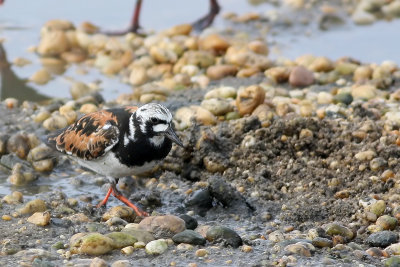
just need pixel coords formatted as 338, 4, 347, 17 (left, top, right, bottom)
128, 103, 173, 146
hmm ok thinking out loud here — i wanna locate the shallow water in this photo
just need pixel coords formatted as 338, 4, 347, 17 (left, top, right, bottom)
0, 0, 399, 102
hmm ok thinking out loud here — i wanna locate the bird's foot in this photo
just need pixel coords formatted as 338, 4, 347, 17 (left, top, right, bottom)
112, 192, 149, 217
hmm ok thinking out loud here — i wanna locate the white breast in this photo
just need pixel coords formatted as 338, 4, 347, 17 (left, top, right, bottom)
73, 152, 159, 178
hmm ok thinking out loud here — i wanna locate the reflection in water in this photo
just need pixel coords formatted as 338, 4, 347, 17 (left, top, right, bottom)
0, 43, 49, 102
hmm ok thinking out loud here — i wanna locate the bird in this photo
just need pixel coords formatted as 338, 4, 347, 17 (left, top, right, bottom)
47, 103, 183, 216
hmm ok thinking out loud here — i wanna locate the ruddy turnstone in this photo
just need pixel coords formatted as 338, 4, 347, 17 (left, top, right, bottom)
47, 103, 183, 216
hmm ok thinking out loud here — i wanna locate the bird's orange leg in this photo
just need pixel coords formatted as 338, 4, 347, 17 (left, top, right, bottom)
96, 187, 113, 208
97, 181, 148, 216
111, 189, 149, 217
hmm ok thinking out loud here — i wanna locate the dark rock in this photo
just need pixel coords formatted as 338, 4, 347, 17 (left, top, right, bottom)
208, 176, 254, 214
184, 189, 213, 216
172, 230, 206, 245
51, 218, 72, 228
367, 231, 398, 248
179, 214, 198, 230
206, 225, 242, 248
312, 237, 333, 248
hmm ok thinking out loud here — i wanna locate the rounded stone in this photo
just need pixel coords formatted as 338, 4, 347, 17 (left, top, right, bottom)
179, 214, 198, 230
76, 233, 114, 255
121, 228, 155, 244
312, 237, 333, 248
376, 215, 398, 231
289, 66, 314, 87
105, 232, 138, 249
172, 230, 206, 245
6, 132, 30, 159
325, 223, 354, 240
201, 98, 232, 116
206, 65, 238, 80
206, 225, 242, 248
19, 199, 47, 215
236, 85, 265, 116
38, 30, 70, 56
367, 231, 399, 248
204, 86, 237, 99
102, 206, 136, 223
195, 248, 208, 257
27, 211, 51, 226
145, 239, 168, 255
138, 215, 186, 239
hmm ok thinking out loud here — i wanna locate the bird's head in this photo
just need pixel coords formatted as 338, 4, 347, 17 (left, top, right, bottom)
132, 103, 183, 147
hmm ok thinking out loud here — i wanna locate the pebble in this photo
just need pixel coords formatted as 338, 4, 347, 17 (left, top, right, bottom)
121, 228, 155, 244
172, 230, 206, 245
236, 85, 265, 116
6, 132, 31, 159
19, 199, 47, 215
199, 34, 230, 55
42, 114, 69, 131
38, 30, 70, 56
366, 247, 387, 258
265, 66, 290, 83
176, 243, 194, 251
352, 8, 376, 25
241, 245, 253, 252
289, 66, 314, 87
370, 157, 387, 171
175, 106, 217, 129
71, 233, 114, 255
138, 215, 186, 239
120, 246, 134, 255
311, 237, 333, 248
385, 256, 400, 267
385, 243, 400, 255
325, 223, 354, 240
145, 239, 168, 255
269, 230, 285, 242
4, 98, 18, 109
90, 257, 108, 267
284, 242, 313, 257
102, 206, 136, 223
184, 189, 213, 216
369, 200, 386, 216
205, 225, 243, 248
355, 150, 376, 161
201, 98, 233, 116
248, 40, 268, 55
105, 232, 138, 249
165, 24, 192, 36
179, 214, 198, 230
29, 69, 52, 85
367, 231, 399, 248
353, 65, 373, 82
351, 84, 377, 100
195, 248, 208, 257
79, 103, 98, 114
206, 65, 238, 80
69, 82, 93, 100
2, 215, 12, 221
376, 215, 398, 230
27, 211, 51, 226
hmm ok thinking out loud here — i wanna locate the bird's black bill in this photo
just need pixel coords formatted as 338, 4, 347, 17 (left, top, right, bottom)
165, 127, 184, 147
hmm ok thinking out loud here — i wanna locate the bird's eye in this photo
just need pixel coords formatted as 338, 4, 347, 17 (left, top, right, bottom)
151, 118, 159, 124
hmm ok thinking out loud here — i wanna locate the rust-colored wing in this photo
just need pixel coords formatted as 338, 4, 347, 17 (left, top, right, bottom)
47, 110, 120, 160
